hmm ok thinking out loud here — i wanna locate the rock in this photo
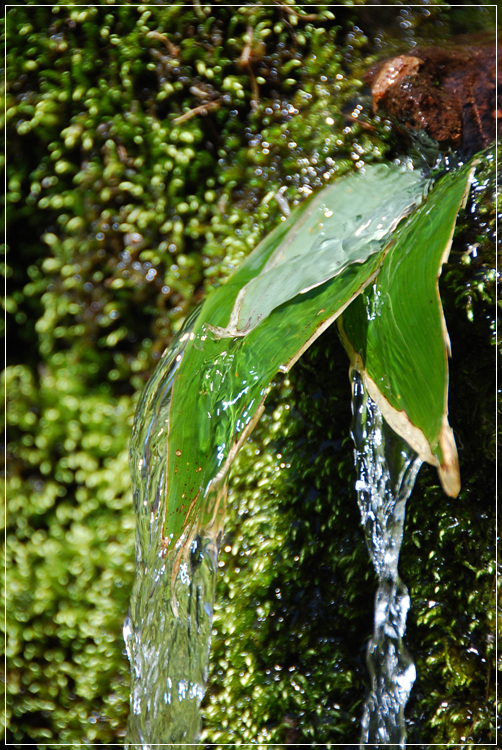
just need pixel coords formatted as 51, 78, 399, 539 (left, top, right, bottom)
365, 40, 501, 152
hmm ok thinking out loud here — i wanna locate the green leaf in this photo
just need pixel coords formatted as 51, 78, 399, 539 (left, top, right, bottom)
339, 160, 475, 497
210, 164, 428, 336
158, 163, 430, 553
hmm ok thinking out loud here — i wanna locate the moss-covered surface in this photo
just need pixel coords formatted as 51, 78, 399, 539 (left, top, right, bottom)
5, 1, 498, 746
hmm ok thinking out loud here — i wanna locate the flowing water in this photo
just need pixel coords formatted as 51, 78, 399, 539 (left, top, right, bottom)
350, 369, 423, 748
124, 309, 219, 747
125, 337, 423, 747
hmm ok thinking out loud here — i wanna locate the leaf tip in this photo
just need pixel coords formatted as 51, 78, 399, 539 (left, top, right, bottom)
437, 417, 461, 497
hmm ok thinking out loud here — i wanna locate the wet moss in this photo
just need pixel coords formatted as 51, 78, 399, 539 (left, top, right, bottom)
402, 143, 498, 746
5, 1, 497, 745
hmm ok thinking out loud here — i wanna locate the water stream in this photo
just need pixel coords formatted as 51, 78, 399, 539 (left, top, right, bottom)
125, 330, 424, 747
124, 309, 219, 747
350, 369, 423, 748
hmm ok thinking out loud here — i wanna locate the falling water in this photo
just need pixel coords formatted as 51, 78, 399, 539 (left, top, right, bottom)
351, 369, 423, 748
126, 332, 426, 745
124, 308, 218, 748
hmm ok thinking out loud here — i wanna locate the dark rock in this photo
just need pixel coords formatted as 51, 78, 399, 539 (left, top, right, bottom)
365, 40, 501, 152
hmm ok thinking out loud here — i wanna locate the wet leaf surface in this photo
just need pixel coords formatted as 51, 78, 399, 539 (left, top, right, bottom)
160, 164, 431, 553
339, 159, 477, 496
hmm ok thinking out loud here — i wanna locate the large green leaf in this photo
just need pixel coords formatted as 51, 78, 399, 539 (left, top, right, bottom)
216, 164, 428, 336
339, 161, 474, 497
159, 163, 429, 553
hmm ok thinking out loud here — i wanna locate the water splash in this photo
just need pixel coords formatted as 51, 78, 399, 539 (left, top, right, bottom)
124, 309, 218, 747
351, 369, 422, 748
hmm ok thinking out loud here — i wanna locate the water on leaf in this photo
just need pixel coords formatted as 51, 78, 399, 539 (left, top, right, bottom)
233, 163, 428, 335
125, 309, 219, 746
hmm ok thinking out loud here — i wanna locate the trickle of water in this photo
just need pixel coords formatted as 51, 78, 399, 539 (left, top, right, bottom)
351, 369, 422, 749
124, 309, 218, 748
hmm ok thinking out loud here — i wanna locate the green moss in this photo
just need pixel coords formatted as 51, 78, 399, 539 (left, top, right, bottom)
5, 362, 134, 742
5, 1, 497, 745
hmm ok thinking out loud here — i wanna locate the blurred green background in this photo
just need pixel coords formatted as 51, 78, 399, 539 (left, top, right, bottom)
4, 1, 498, 745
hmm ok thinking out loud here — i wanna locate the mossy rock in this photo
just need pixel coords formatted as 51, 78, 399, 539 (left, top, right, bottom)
5, 2, 497, 745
